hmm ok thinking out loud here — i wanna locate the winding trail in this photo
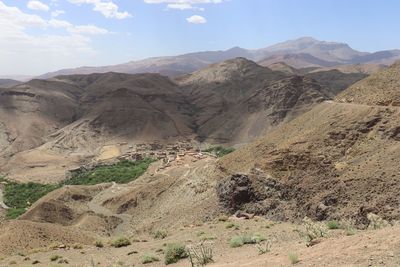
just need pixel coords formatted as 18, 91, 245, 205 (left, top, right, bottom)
0, 187, 9, 209
87, 182, 133, 236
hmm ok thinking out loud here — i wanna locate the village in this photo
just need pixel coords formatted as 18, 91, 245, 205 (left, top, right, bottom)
115, 139, 216, 171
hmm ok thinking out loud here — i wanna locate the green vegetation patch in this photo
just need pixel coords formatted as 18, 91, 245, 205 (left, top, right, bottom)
110, 237, 131, 248
63, 159, 154, 185
203, 146, 235, 157
229, 234, 265, 248
3, 180, 60, 219
326, 220, 340, 230
164, 243, 188, 265
1, 158, 154, 219
141, 253, 159, 264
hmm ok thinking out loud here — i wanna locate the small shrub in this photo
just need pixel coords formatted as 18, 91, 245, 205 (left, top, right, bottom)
187, 242, 214, 266
256, 240, 271, 255
72, 243, 83, 249
153, 230, 168, 240
50, 255, 62, 261
197, 231, 206, 237
164, 243, 188, 265
326, 220, 340, 229
141, 253, 159, 264
199, 235, 216, 241
217, 215, 229, 222
340, 218, 356, 236
229, 236, 244, 248
94, 240, 104, 248
288, 253, 300, 264
300, 217, 327, 245
367, 213, 389, 230
225, 223, 239, 230
111, 237, 131, 248
229, 234, 265, 248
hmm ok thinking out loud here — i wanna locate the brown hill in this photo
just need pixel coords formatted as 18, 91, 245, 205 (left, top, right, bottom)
0, 79, 21, 88
177, 58, 328, 144
210, 53, 400, 226
0, 58, 365, 182
305, 70, 367, 95
262, 62, 302, 75
336, 61, 400, 106
219, 100, 400, 224
0, 79, 82, 156
257, 53, 337, 68
311, 63, 387, 75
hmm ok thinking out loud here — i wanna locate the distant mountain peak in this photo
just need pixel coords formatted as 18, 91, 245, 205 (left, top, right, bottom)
36, 38, 399, 80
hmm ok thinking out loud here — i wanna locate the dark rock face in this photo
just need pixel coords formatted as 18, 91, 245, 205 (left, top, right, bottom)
216, 172, 293, 218
216, 174, 256, 213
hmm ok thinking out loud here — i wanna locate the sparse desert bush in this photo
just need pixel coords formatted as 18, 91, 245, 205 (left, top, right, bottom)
203, 146, 235, 157
197, 231, 206, 237
94, 240, 104, 248
217, 215, 229, 222
63, 159, 154, 185
300, 217, 328, 245
72, 243, 83, 249
50, 255, 62, 261
367, 213, 389, 230
288, 253, 300, 264
229, 236, 245, 248
340, 218, 356, 236
326, 220, 340, 229
164, 243, 188, 265
229, 234, 265, 248
256, 240, 272, 254
199, 235, 216, 241
111, 237, 131, 248
152, 230, 168, 239
225, 223, 239, 229
141, 253, 160, 264
187, 242, 214, 267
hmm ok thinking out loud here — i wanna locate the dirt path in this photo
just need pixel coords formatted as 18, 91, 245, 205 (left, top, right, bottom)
0, 188, 9, 209
87, 182, 133, 236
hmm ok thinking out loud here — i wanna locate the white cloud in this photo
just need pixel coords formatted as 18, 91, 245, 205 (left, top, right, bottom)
27, 0, 50, 12
68, 0, 132, 19
68, 25, 109, 35
186, 15, 207, 24
48, 18, 72, 28
51, 9, 65, 17
144, 0, 226, 10
0, 1, 110, 75
48, 19, 109, 35
0, 1, 47, 28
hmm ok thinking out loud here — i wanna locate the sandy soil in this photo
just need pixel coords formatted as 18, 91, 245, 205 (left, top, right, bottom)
0, 218, 399, 267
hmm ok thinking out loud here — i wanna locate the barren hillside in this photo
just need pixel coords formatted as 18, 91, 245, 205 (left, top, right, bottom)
336, 61, 400, 105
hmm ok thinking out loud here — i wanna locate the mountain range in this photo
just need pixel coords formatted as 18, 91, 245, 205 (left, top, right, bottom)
0, 57, 366, 183
37, 37, 400, 79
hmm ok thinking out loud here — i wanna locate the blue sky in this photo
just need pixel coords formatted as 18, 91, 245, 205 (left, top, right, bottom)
1, 0, 400, 75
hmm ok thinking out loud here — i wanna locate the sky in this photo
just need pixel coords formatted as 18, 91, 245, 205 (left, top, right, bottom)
1, 0, 400, 76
